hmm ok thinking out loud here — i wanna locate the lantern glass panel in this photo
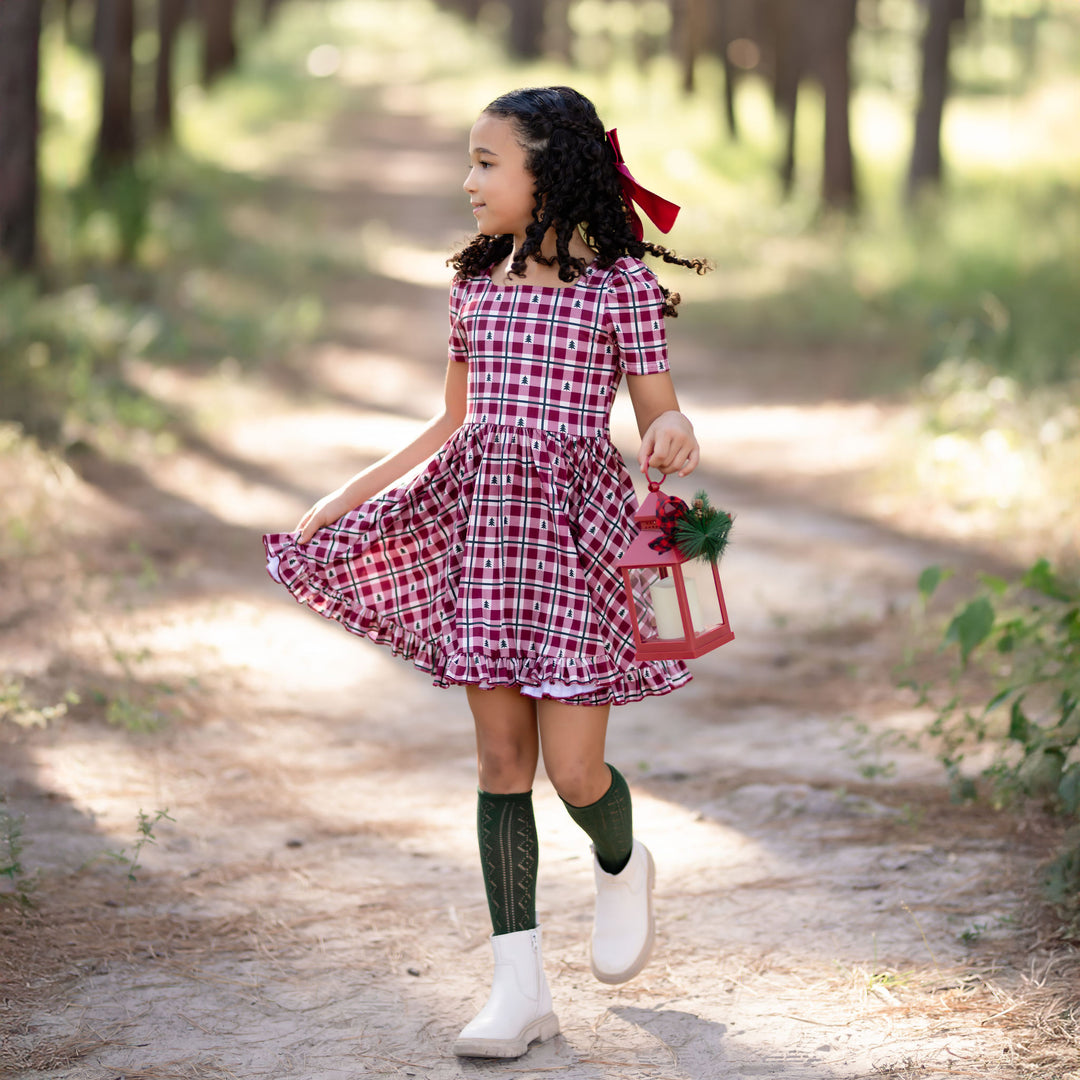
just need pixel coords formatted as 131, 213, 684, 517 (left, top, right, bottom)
627, 568, 661, 640
681, 559, 724, 630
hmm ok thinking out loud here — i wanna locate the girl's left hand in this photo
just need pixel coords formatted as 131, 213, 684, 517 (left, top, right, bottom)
638, 410, 699, 477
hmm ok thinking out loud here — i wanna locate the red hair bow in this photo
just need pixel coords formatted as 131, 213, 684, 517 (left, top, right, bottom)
606, 128, 681, 242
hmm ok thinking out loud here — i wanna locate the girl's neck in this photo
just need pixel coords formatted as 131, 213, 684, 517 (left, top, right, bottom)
493, 230, 595, 288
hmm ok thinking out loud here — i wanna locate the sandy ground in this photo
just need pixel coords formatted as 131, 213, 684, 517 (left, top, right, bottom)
2, 94, 1078, 1080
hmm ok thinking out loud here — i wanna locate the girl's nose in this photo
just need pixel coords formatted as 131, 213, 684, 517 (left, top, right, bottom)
463, 169, 476, 194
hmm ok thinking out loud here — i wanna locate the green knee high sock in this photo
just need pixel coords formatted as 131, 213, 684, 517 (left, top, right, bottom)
476, 788, 538, 937
561, 764, 633, 875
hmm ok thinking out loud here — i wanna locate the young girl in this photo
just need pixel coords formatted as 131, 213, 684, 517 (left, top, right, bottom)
263, 85, 708, 1060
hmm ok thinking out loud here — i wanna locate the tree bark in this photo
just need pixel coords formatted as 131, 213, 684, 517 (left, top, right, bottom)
94, 0, 136, 174
201, 0, 237, 85
154, 0, 185, 140
818, 0, 857, 211
768, 0, 802, 196
673, 0, 707, 94
547, 0, 572, 63
506, 0, 545, 60
908, 0, 966, 201
261, 0, 285, 26
0, 0, 43, 270
716, 0, 739, 140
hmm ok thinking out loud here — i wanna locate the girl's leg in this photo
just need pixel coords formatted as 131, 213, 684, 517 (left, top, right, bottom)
538, 699, 654, 986
537, 700, 631, 872
468, 685, 541, 936
469, 685, 539, 794
456, 687, 557, 1060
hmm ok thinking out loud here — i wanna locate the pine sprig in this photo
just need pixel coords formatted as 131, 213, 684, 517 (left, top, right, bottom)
673, 491, 733, 563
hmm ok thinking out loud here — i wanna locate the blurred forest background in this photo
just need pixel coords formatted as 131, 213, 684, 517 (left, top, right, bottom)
2, 0, 1080, 989
1, 0, 1078, 570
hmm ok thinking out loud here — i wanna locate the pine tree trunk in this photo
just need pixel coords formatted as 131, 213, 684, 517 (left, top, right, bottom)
0, 0, 43, 270
908, 0, 966, 201
818, 0, 857, 211
507, 0, 544, 60
95, 0, 135, 174
769, 0, 802, 196
154, 0, 185, 139
202, 0, 237, 85
674, 0, 706, 94
716, 0, 740, 140
548, 0, 572, 63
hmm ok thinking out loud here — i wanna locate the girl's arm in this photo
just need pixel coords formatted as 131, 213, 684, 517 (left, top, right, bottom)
626, 371, 699, 478
296, 359, 469, 543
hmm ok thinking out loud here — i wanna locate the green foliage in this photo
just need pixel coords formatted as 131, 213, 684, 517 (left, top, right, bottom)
108, 808, 175, 886
0, 278, 172, 445
0, 679, 80, 729
0, 793, 37, 908
841, 719, 900, 781
905, 558, 1080, 918
673, 491, 734, 564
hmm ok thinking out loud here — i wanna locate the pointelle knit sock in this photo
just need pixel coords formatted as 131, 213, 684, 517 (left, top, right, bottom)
476, 788, 539, 937
561, 763, 633, 875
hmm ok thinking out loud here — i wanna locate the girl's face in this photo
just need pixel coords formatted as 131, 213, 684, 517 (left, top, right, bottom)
464, 113, 536, 241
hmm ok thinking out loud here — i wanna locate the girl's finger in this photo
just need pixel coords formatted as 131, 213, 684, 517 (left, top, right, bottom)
638, 434, 655, 472
678, 446, 700, 477
649, 431, 672, 468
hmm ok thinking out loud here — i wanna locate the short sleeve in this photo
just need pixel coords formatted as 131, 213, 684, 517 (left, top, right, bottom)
448, 276, 469, 363
603, 260, 669, 375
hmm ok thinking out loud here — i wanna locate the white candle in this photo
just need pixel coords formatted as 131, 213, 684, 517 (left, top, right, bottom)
650, 576, 705, 639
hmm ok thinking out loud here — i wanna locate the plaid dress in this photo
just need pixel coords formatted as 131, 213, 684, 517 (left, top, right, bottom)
263, 256, 691, 705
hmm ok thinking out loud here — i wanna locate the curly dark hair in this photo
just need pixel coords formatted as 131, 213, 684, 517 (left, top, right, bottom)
449, 86, 709, 316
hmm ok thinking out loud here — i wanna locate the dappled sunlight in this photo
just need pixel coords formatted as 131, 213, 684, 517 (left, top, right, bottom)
231, 406, 421, 464
307, 344, 445, 415
88, 594, 397, 701
946, 78, 1080, 172
5, 3, 1079, 1076
26, 737, 171, 843
364, 235, 461, 288
612, 398, 897, 481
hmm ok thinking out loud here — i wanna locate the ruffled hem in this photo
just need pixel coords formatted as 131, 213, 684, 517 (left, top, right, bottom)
264, 533, 692, 707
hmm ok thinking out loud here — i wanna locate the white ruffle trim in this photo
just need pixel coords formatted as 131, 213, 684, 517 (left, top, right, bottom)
266, 555, 283, 584
520, 680, 598, 700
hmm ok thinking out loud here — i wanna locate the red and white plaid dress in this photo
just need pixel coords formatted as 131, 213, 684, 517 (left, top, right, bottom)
263, 255, 691, 705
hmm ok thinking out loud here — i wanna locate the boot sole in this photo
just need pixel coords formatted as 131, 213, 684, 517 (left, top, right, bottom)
452, 1011, 561, 1059
591, 846, 656, 985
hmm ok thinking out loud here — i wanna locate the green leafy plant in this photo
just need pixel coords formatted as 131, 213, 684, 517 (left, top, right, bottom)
0, 793, 38, 908
903, 558, 1080, 918
108, 808, 175, 888
0, 679, 80, 729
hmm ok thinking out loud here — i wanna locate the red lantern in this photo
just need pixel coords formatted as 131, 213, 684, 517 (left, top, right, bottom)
617, 478, 734, 661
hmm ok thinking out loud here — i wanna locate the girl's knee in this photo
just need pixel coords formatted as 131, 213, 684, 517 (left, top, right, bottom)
546, 760, 611, 808
477, 741, 537, 794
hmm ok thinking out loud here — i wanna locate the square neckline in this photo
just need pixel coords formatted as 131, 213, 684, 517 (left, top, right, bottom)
485, 258, 601, 292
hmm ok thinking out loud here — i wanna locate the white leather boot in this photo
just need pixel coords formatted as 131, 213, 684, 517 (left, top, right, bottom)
590, 839, 656, 984
452, 925, 560, 1059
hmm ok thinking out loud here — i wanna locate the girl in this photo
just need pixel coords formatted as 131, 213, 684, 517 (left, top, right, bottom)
263, 85, 708, 1060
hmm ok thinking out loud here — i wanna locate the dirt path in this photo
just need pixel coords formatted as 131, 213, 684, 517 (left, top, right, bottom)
2, 93, 1075, 1080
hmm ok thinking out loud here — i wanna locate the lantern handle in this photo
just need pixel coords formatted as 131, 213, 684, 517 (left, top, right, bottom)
645, 467, 665, 494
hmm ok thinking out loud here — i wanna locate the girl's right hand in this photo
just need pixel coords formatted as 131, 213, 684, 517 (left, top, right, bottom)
295, 490, 355, 544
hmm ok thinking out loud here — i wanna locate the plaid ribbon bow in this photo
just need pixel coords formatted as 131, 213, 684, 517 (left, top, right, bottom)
648, 494, 690, 554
